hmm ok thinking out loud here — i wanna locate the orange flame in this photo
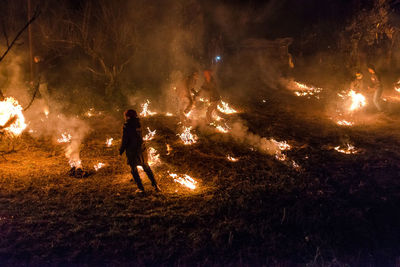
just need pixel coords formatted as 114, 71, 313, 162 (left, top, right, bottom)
169, 173, 197, 189
140, 100, 157, 117
178, 126, 198, 145
0, 97, 26, 136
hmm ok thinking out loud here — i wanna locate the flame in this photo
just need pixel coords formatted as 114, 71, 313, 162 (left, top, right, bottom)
165, 112, 173, 117
166, 144, 172, 155
348, 90, 366, 111
227, 155, 239, 162
57, 132, 72, 143
0, 97, 26, 136
69, 159, 82, 168
270, 139, 291, 151
169, 173, 197, 189
337, 120, 354, 126
140, 100, 157, 117
184, 110, 193, 118
178, 126, 198, 145
105, 137, 113, 147
199, 97, 209, 103
334, 143, 359, 154
395, 79, 400, 92
292, 81, 322, 97
148, 147, 161, 166
43, 107, 49, 118
85, 107, 102, 117
275, 153, 287, 161
143, 127, 156, 141
216, 124, 230, 133
94, 162, 105, 171
217, 101, 237, 114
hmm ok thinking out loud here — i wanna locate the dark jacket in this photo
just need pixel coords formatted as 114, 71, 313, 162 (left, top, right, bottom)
119, 117, 147, 166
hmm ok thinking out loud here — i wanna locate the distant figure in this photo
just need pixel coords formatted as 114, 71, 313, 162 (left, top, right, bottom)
33, 55, 51, 110
176, 70, 198, 120
199, 70, 222, 123
349, 71, 364, 93
119, 109, 161, 193
367, 65, 383, 111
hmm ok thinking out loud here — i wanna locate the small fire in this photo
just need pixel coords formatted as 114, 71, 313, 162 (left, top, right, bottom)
199, 97, 209, 103
217, 101, 237, 114
94, 162, 105, 171
178, 126, 198, 145
57, 132, 72, 143
166, 144, 172, 155
216, 124, 230, 133
348, 90, 366, 111
169, 173, 197, 189
69, 159, 82, 168
292, 81, 322, 98
334, 143, 359, 154
165, 112, 173, 116
227, 155, 239, 162
85, 107, 102, 117
143, 127, 156, 141
270, 139, 291, 151
0, 97, 26, 136
275, 153, 287, 161
105, 138, 113, 147
148, 147, 161, 166
184, 110, 193, 118
140, 100, 157, 117
336, 120, 354, 126
43, 107, 49, 117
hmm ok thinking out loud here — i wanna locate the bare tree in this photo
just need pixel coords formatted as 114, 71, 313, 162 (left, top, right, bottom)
38, 0, 137, 97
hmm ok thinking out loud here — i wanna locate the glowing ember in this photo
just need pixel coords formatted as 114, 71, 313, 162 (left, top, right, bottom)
275, 153, 287, 161
143, 127, 156, 141
178, 126, 198, 145
165, 112, 173, 116
169, 173, 197, 189
85, 107, 102, 117
337, 120, 354, 126
270, 139, 291, 151
148, 147, 161, 166
94, 162, 105, 171
348, 90, 366, 111
140, 100, 157, 117
199, 97, 209, 103
43, 107, 49, 117
105, 137, 113, 147
0, 97, 26, 136
227, 155, 239, 162
292, 81, 322, 97
166, 144, 172, 155
217, 101, 237, 114
57, 132, 72, 143
216, 124, 229, 133
334, 144, 359, 154
69, 159, 82, 168
395, 80, 400, 92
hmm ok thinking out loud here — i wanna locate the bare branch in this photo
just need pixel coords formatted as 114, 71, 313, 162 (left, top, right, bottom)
0, 7, 41, 63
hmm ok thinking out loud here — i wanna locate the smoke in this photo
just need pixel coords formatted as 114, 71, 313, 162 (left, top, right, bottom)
229, 121, 280, 155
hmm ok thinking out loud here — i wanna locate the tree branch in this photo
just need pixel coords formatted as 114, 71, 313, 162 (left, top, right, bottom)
0, 7, 41, 63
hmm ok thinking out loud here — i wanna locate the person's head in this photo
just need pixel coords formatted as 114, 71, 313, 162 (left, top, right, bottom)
33, 55, 42, 63
355, 71, 363, 80
204, 70, 213, 82
367, 64, 376, 74
124, 109, 137, 121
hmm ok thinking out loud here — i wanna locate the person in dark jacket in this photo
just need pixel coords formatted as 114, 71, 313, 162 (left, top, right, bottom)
119, 109, 160, 193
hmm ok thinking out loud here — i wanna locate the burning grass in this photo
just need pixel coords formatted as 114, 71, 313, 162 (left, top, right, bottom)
0, 93, 399, 265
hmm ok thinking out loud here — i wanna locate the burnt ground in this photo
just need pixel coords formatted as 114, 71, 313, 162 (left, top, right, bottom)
0, 87, 399, 266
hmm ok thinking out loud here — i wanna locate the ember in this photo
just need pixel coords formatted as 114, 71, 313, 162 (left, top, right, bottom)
169, 173, 197, 189
337, 120, 354, 126
0, 97, 26, 136
148, 147, 160, 166
178, 126, 198, 145
94, 162, 105, 171
105, 138, 113, 147
334, 144, 359, 154
291, 81, 322, 98
140, 100, 157, 117
227, 155, 239, 162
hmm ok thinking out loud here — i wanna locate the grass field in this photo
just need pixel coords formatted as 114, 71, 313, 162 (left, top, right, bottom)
0, 89, 399, 266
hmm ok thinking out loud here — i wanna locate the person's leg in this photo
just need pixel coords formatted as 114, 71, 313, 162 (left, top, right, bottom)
130, 165, 144, 191
373, 87, 383, 111
142, 163, 157, 187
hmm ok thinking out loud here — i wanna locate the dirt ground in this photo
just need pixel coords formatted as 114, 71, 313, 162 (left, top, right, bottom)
0, 88, 399, 266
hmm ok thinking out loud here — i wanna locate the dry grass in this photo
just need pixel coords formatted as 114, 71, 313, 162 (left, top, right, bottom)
0, 93, 399, 266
